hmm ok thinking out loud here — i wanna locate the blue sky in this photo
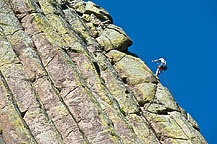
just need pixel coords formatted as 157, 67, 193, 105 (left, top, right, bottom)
88, 0, 217, 143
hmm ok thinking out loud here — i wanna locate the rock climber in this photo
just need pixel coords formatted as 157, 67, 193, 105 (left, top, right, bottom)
152, 58, 167, 76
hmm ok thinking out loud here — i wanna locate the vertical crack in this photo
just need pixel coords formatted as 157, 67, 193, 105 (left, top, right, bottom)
34, 50, 91, 144
170, 114, 196, 143
144, 84, 158, 110
59, 49, 124, 144
93, 61, 101, 76
0, 70, 38, 144
20, 109, 28, 118
30, 81, 64, 143
140, 111, 162, 144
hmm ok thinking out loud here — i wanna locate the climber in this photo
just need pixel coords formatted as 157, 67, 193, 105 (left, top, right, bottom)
152, 58, 167, 76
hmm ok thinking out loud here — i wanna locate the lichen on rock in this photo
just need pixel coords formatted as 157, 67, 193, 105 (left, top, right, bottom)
0, 0, 207, 143
96, 24, 132, 52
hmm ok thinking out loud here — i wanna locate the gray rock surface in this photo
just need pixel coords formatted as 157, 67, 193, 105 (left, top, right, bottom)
0, 0, 207, 143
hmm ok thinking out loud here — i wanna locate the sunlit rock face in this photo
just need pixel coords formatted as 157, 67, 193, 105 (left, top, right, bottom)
0, 0, 207, 143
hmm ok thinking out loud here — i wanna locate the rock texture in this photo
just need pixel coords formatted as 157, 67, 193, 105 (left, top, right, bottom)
0, 0, 207, 143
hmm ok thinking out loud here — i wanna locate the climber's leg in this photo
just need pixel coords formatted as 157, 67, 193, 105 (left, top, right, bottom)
155, 68, 160, 76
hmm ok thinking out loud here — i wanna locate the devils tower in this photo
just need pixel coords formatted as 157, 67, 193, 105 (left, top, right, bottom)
0, 0, 207, 143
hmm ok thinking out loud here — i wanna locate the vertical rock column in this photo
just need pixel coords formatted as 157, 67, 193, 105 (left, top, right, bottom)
0, 0, 208, 144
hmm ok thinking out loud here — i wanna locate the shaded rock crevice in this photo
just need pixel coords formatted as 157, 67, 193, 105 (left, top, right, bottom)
0, 70, 38, 144
0, 0, 208, 143
1, 2, 113, 143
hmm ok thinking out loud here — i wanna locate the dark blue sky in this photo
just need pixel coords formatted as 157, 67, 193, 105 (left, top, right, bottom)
88, 0, 217, 143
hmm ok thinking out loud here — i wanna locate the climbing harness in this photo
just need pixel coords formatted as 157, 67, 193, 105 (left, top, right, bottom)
129, 49, 174, 96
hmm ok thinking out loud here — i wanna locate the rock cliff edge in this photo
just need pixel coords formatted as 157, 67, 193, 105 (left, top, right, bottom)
0, 0, 207, 143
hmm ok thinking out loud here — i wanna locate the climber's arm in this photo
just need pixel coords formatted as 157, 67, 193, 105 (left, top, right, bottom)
152, 59, 160, 62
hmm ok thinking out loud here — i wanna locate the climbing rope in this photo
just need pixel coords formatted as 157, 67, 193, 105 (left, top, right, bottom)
130, 49, 175, 96
162, 72, 175, 96
129, 49, 153, 62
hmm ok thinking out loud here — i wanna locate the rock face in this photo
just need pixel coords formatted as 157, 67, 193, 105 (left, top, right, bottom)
0, 0, 207, 143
